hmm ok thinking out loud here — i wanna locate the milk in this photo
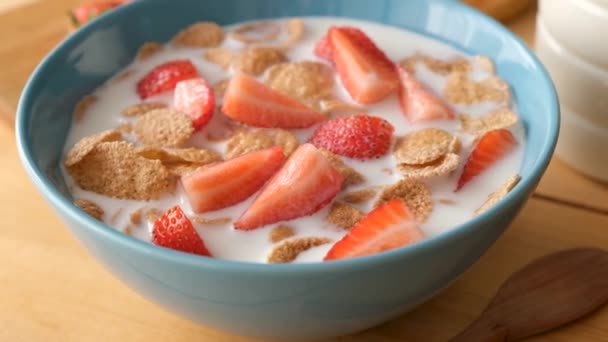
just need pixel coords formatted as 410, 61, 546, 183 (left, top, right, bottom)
62, 17, 526, 263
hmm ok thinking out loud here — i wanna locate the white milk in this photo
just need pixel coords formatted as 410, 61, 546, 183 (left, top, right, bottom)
62, 17, 526, 263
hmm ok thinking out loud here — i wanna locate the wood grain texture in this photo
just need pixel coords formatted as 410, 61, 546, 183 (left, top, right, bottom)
2, 1, 608, 341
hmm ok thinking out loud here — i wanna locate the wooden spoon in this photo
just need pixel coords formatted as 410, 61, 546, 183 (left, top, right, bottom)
450, 248, 608, 342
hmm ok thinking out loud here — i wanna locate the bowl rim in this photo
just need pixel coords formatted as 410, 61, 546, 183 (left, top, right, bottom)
16, 0, 559, 274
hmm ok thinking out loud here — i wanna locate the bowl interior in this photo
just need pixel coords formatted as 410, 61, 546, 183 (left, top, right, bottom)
17, 0, 558, 266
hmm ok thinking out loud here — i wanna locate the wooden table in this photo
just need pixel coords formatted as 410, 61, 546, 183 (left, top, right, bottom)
1, 2, 607, 341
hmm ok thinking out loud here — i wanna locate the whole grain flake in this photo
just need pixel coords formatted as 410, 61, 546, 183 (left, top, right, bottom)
267, 237, 332, 263
232, 47, 287, 76
74, 199, 104, 221
269, 225, 296, 243
266, 61, 334, 109
319, 149, 365, 189
136, 42, 163, 61
66, 140, 175, 200
325, 202, 364, 229
376, 179, 433, 222
459, 108, 518, 136
398, 153, 460, 179
133, 109, 194, 147
173, 22, 225, 48
394, 128, 459, 165
475, 174, 521, 215
231, 21, 281, 44
204, 48, 234, 69
343, 189, 377, 204
121, 102, 167, 117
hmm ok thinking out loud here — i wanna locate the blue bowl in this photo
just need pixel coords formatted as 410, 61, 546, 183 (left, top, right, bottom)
16, 0, 559, 339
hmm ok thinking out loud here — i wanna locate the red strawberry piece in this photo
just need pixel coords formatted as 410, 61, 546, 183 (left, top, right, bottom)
234, 144, 343, 230
314, 34, 333, 63
324, 199, 425, 261
221, 72, 326, 129
152, 206, 211, 256
69, 0, 131, 31
136, 60, 199, 99
309, 114, 394, 159
182, 147, 286, 213
397, 66, 455, 123
329, 26, 399, 104
174, 78, 215, 131
456, 129, 517, 191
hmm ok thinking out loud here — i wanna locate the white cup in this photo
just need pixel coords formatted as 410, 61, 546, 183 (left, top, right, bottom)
539, 0, 608, 68
556, 106, 608, 182
535, 18, 608, 128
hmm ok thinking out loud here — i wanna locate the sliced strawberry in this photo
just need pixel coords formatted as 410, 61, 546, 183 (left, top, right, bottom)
235, 144, 343, 230
309, 114, 394, 159
221, 72, 326, 129
397, 66, 455, 123
174, 78, 215, 131
329, 27, 399, 104
324, 199, 425, 261
181, 147, 285, 213
152, 206, 211, 256
137, 60, 199, 99
456, 129, 517, 191
69, 0, 131, 31
314, 34, 333, 63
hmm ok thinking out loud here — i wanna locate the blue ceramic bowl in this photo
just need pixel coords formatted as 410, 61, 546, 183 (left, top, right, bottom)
16, 0, 559, 339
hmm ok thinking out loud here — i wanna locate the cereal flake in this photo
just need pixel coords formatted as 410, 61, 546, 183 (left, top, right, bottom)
136, 146, 221, 165
475, 175, 521, 215
325, 202, 364, 229
66, 141, 175, 200
73, 95, 97, 122
376, 179, 433, 222
268, 237, 332, 263
145, 208, 163, 223
225, 129, 299, 158
460, 108, 518, 136
204, 48, 234, 69
232, 47, 287, 76
266, 61, 334, 109
136, 42, 163, 61
173, 22, 225, 48
280, 18, 305, 49
74, 199, 104, 221
212, 79, 230, 98
319, 149, 365, 189
232, 21, 281, 44
444, 72, 511, 105
269, 225, 296, 243
130, 208, 143, 225
64, 129, 122, 167
133, 109, 194, 147
343, 189, 377, 204
400, 53, 470, 75
122, 102, 167, 117
398, 153, 460, 179
319, 99, 363, 115
394, 128, 458, 165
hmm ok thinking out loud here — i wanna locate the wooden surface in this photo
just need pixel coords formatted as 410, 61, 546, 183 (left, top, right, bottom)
1, 2, 608, 341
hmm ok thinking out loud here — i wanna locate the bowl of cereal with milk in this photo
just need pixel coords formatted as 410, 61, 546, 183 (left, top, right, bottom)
16, 0, 559, 339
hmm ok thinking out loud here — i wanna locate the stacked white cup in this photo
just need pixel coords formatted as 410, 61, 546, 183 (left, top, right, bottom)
536, 0, 608, 182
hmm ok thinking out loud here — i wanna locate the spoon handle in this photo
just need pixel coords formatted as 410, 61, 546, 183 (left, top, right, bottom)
449, 319, 508, 342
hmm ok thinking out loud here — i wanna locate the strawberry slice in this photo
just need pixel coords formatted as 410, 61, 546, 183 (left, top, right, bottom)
456, 129, 517, 191
235, 144, 343, 230
174, 78, 215, 131
397, 66, 455, 123
137, 60, 199, 99
329, 27, 399, 104
221, 72, 326, 129
152, 206, 211, 256
309, 114, 394, 159
69, 0, 131, 31
314, 34, 333, 63
182, 147, 285, 213
324, 199, 425, 261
